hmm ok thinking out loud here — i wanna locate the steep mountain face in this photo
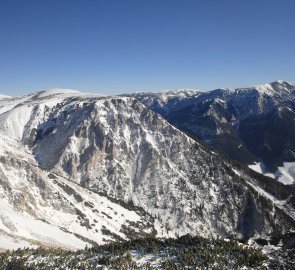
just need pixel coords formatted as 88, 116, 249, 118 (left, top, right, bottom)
0, 92, 155, 250
130, 81, 295, 185
0, 88, 294, 249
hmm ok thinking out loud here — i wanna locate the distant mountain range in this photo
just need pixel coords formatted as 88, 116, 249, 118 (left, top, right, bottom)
129, 80, 295, 185
0, 83, 294, 250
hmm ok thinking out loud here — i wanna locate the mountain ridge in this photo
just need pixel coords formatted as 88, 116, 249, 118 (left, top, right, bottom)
128, 80, 295, 185
0, 82, 294, 250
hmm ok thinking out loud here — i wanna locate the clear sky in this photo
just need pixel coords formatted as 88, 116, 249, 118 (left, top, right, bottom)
0, 0, 294, 96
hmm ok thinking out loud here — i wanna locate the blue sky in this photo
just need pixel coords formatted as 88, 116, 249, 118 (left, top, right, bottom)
0, 0, 294, 95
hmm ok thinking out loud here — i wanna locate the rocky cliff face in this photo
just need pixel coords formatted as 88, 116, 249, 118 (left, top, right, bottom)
0, 133, 155, 250
0, 87, 294, 249
0, 92, 155, 249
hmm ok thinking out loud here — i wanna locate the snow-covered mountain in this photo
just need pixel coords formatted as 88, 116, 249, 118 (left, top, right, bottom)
0, 87, 294, 249
130, 81, 295, 185
126, 89, 201, 117
0, 133, 155, 250
0, 91, 155, 249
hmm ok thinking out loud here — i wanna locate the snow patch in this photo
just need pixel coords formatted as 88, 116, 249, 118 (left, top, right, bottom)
276, 162, 295, 185
249, 162, 265, 174
232, 169, 241, 176
249, 162, 295, 185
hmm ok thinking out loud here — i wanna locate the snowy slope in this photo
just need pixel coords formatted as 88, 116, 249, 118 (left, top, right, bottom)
0, 134, 154, 250
27, 93, 295, 238
0, 87, 294, 249
0, 89, 104, 141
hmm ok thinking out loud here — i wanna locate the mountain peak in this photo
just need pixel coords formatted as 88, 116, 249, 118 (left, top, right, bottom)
244, 80, 294, 96
270, 80, 295, 89
37, 88, 80, 98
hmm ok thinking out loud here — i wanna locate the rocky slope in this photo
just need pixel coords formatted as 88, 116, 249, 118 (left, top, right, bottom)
129, 80, 295, 185
0, 88, 294, 249
0, 91, 155, 249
